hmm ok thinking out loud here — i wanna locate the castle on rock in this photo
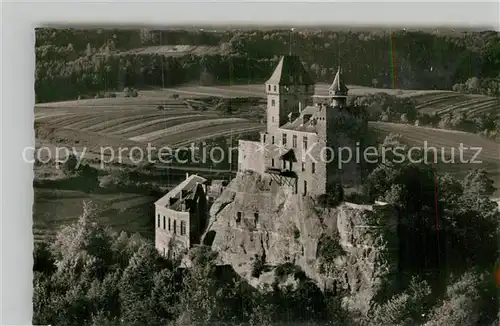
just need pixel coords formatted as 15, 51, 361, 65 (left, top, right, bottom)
238, 55, 366, 197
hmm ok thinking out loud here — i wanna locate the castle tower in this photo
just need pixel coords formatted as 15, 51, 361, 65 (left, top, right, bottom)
328, 66, 349, 107
265, 55, 315, 134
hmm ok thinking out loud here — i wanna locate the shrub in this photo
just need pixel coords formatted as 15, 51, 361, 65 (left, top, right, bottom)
157, 105, 164, 111
251, 253, 266, 278
124, 87, 139, 98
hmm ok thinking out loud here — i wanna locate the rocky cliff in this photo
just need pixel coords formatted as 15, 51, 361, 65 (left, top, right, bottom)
203, 170, 399, 314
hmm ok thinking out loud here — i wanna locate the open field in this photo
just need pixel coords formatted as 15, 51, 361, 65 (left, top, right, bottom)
371, 121, 500, 196
33, 188, 157, 243
35, 83, 499, 188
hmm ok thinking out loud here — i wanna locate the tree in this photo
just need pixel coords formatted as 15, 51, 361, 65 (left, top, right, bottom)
369, 277, 432, 325
33, 242, 57, 275
119, 244, 169, 323
424, 272, 483, 325
383, 184, 408, 209
465, 77, 481, 94
437, 173, 463, 202
178, 246, 220, 324
61, 154, 78, 176
463, 168, 496, 196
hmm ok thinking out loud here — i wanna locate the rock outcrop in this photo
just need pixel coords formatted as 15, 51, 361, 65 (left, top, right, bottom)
203, 170, 399, 314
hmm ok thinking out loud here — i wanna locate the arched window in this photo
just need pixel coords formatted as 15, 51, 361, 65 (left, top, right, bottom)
163, 216, 166, 229
236, 212, 242, 223
271, 99, 275, 107
173, 220, 177, 234
273, 85, 277, 92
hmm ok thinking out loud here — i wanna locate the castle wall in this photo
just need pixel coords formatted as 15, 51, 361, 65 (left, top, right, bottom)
155, 205, 190, 257
238, 140, 265, 174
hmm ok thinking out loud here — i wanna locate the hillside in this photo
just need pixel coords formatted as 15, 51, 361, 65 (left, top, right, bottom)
204, 170, 398, 314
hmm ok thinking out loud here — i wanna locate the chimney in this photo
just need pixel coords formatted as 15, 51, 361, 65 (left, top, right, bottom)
186, 172, 189, 180
299, 101, 302, 113
288, 112, 293, 123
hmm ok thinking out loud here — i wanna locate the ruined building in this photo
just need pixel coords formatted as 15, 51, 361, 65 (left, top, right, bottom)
155, 173, 228, 258
238, 55, 367, 197
155, 174, 210, 258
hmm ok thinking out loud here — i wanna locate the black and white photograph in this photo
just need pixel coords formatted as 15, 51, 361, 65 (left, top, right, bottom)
2, 2, 500, 325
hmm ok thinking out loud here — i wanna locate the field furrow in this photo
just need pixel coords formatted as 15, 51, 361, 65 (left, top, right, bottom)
415, 93, 464, 108
454, 99, 498, 114
45, 114, 99, 129
153, 122, 260, 145
115, 115, 218, 138
437, 98, 494, 115
173, 125, 264, 146
82, 112, 177, 132
370, 122, 500, 162
99, 112, 199, 134
130, 118, 248, 142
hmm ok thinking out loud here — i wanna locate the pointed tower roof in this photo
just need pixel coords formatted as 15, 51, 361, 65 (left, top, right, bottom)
266, 55, 314, 86
329, 66, 349, 96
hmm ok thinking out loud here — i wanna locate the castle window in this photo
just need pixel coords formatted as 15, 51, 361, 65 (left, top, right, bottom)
292, 135, 297, 148
168, 218, 171, 231
163, 216, 166, 229
180, 221, 186, 235
271, 99, 275, 107
304, 180, 308, 195
173, 220, 177, 234
272, 136, 275, 144
282, 133, 287, 146
273, 85, 277, 92
272, 159, 275, 167
268, 85, 271, 91
312, 162, 316, 173
303, 136, 308, 149
236, 212, 242, 223
301, 162, 305, 172
272, 116, 275, 123
157, 214, 160, 228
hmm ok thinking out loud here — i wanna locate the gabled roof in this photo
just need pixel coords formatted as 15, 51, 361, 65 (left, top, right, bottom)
329, 66, 349, 96
155, 174, 207, 208
266, 55, 314, 86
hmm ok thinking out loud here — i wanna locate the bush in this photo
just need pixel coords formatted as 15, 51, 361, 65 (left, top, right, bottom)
251, 253, 266, 278
104, 92, 117, 98
157, 105, 164, 111
124, 87, 139, 98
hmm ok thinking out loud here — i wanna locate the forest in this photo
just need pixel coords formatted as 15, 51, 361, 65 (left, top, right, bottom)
35, 28, 500, 103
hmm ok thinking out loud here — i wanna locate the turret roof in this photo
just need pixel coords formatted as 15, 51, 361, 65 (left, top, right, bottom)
266, 55, 314, 86
329, 66, 349, 96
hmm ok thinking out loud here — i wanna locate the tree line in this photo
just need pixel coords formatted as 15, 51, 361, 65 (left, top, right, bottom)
35, 28, 500, 103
